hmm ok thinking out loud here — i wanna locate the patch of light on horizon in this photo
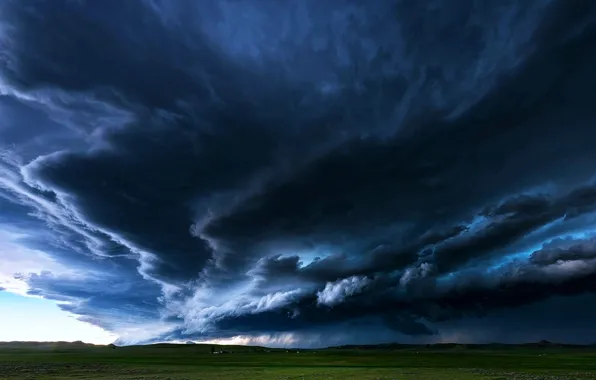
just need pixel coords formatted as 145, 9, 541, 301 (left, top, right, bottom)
112, 322, 180, 346
197, 333, 299, 348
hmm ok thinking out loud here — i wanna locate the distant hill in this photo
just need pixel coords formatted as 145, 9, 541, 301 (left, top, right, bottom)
1, 340, 593, 352
133, 342, 274, 353
0, 341, 100, 350
0, 341, 280, 353
326, 341, 589, 350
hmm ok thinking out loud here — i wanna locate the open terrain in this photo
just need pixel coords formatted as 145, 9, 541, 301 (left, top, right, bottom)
1, 342, 596, 379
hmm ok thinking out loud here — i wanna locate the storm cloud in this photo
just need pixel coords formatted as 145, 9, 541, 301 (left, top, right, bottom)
2, 0, 596, 346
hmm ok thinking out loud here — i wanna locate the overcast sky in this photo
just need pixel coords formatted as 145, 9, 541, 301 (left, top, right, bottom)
2, 0, 596, 347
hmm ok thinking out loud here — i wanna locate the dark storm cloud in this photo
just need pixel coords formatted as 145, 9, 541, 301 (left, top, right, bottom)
438, 294, 596, 345
203, 250, 596, 337
1, 0, 212, 109
25, 269, 162, 320
2, 0, 596, 346
431, 186, 596, 273
530, 237, 596, 266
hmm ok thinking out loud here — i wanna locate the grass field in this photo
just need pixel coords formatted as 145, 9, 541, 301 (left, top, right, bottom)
1, 343, 596, 379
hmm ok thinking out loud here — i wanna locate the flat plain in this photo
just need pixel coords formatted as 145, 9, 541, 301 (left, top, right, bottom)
1, 342, 596, 379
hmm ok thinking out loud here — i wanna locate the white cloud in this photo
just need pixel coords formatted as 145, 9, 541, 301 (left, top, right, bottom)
179, 287, 305, 334
399, 262, 434, 287
0, 159, 110, 259
111, 321, 179, 345
0, 228, 73, 295
317, 275, 370, 307
197, 332, 299, 348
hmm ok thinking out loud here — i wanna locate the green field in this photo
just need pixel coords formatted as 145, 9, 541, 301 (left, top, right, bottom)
1, 343, 596, 379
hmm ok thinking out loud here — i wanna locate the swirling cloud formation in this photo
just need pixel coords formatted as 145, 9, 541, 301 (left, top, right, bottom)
2, 0, 596, 346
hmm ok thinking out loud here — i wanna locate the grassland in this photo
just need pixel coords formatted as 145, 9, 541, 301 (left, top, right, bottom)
1, 342, 596, 379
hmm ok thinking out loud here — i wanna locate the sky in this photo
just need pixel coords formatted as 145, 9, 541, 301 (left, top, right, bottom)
0, 292, 115, 343
1, 0, 596, 347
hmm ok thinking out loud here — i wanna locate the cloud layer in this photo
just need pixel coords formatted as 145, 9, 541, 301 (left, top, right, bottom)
2, 0, 596, 346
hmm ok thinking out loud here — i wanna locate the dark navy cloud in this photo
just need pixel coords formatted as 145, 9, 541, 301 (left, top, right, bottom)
2, 0, 596, 347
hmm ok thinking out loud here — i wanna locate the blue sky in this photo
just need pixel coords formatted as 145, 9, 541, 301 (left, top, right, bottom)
0, 292, 114, 343
0, 227, 115, 343
2, 0, 596, 347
